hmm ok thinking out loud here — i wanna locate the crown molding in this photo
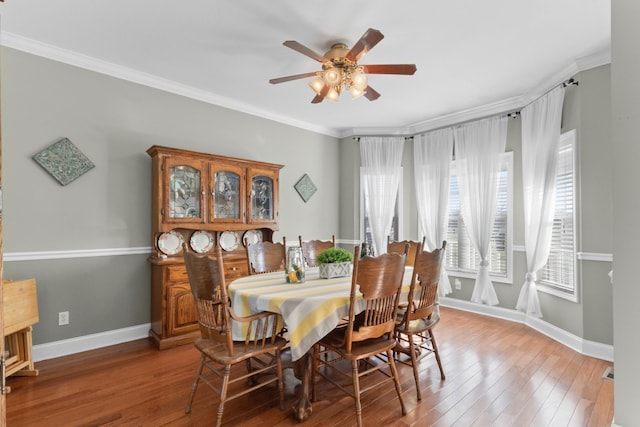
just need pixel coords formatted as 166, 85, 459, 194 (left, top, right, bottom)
0, 31, 341, 138
339, 48, 612, 139
1, 31, 609, 140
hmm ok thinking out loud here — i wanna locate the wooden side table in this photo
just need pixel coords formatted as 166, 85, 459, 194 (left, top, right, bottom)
3, 278, 39, 379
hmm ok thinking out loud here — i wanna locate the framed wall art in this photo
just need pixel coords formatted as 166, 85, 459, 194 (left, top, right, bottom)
33, 138, 95, 186
294, 173, 317, 202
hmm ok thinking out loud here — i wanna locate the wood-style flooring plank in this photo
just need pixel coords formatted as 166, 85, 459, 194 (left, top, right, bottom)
6, 307, 614, 427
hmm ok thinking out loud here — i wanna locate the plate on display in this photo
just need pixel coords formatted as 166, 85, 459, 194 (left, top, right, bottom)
219, 231, 241, 251
190, 230, 215, 253
158, 230, 185, 255
243, 229, 263, 246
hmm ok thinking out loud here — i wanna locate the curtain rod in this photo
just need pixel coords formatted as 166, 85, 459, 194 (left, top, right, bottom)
506, 78, 579, 119
354, 77, 579, 140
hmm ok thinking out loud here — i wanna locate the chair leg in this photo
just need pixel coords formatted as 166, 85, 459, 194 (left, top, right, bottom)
429, 329, 446, 380
387, 349, 407, 416
216, 364, 232, 427
246, 358, 257, 385
185, 353, 206, 414
408, 333, 422, 401
311, 345, 318, 402
276, 349, 285, 410
351, 360, 363, 427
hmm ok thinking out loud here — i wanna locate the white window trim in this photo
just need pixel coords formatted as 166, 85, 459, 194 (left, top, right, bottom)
446, 151, 514, 284
536, 129, 579, 303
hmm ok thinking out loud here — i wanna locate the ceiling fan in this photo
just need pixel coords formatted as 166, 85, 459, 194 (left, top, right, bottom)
269, 28, 417, 103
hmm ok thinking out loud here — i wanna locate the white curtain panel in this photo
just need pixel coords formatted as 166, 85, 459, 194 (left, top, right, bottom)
516, 86, 566, 318
360, 137, 405, 255
414, 129, 454, 296
454, 116, 508, 305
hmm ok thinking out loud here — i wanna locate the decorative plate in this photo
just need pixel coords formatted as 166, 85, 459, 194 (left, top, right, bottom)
243, 229, 263, 246
190, 230, 215, 253
219, 231, 241, 251
158, 230, 185, 255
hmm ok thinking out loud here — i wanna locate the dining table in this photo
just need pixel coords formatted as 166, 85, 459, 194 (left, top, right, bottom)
228, 265, 413, 422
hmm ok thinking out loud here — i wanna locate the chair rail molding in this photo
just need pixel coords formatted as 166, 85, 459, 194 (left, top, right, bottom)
4, 247, 152, 261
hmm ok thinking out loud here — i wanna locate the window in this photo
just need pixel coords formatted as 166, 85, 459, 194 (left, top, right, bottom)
445, 152, 513, 281
360, 168, 403, 247
538, 130, 576, 299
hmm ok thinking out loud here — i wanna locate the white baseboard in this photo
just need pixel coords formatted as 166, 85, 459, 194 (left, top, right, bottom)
440, 297, 614, 362
32, 323, 150, 362
31, 299, 614, 364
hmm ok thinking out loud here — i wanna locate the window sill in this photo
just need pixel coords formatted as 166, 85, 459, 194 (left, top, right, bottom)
447, 270, 512, 285
536, 283, 578, 303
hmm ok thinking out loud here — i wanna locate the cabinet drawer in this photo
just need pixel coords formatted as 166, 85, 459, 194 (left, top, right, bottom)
224, 259, 248, 281
167, 266, 189, 283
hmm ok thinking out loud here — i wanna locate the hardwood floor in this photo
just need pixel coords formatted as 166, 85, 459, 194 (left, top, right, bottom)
6, 307, 614, 426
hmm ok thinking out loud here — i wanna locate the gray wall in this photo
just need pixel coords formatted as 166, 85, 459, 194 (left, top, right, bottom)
612, 0, 640, 424
1, 47, 340, 345
339, 64, 613, 346
0, 45, 617, 373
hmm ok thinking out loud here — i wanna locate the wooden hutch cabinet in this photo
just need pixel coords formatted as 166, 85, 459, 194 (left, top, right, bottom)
147, 145, 283, 349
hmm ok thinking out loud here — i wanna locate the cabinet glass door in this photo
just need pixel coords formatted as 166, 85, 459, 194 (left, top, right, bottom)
211, 163, 245, 223
169, 165, 201, 219
213, 171, 241, 220
250, 175, 274, 221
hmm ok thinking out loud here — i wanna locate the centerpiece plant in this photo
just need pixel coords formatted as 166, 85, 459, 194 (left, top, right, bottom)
317, 247, 354, 279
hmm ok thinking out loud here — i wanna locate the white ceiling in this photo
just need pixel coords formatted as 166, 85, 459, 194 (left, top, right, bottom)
0, 0, 610, 138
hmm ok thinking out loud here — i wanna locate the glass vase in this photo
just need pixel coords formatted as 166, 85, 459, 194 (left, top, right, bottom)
285, 246, 306, 283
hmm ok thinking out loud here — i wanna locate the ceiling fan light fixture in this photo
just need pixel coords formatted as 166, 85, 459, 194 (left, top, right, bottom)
349, 85, 366, 100
326, 87, 340, 102
322, 67, 342, 86
350, 68, 368, 90
308, 77, 325, 95
271, 29, 416, 103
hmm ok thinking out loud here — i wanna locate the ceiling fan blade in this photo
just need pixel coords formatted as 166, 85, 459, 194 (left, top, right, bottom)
311, 85, 330, 103
364, 86, 381, 101
283, 40, 328, 63
269, 72, 318, 84
345, 28, 384, 62
362, 64, 417, 75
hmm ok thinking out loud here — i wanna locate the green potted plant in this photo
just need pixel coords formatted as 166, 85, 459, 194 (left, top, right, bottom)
317, 247, 354, 279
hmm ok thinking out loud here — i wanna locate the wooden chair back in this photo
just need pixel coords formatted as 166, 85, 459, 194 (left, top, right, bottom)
298, 235, 335, 267
345, 244, 408, 351
183, 246, 285, 422
245, 239, 285, 275
183, 246, 233, 350
400, 241, 446, 328
387, 236, 425, 266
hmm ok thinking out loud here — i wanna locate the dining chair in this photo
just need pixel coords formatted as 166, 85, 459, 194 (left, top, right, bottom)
183, 246, 286, 427
394, 241, 446, 401
298, 235, 335, 267
387, 236, 425, 266
245, 238, 286, 275
312, 244, 409, 427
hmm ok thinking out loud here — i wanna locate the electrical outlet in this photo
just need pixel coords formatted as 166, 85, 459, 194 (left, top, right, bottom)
454, 279, 462, 290
58, 311, 69, 326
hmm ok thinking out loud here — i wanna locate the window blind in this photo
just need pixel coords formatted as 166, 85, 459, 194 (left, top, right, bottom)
445, 156, 510, 277
538, 134, 575, 292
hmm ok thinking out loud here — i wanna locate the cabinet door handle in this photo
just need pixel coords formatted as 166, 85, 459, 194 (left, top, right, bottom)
230, 267, 238, 271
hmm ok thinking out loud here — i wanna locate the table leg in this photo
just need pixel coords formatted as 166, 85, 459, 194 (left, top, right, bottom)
292, 352, 313, 422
